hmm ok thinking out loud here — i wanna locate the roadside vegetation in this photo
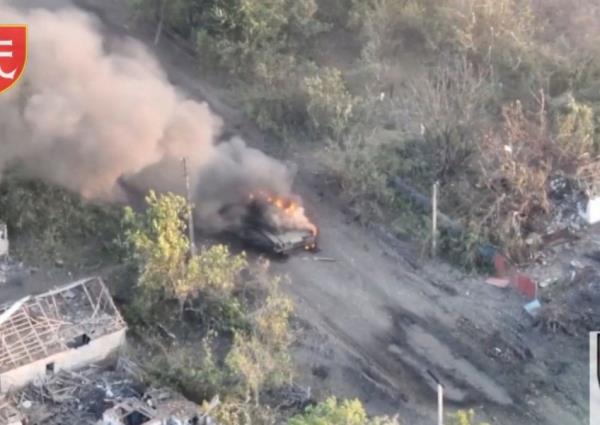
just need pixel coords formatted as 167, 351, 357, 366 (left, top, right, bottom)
119, 191, 295, 422
0, 175, 121, 265
130, 0, 600, 268
0, 175, 501, 422
3, 0, 595, 422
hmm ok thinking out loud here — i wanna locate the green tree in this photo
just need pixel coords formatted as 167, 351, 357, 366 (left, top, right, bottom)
226, 274, 294, 404
305, 67, 358, 140
122, 191, 247, 315
288, 397, 399, 425
449, 409, 490, 425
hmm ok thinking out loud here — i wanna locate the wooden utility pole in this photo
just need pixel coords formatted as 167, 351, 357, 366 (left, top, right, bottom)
182, 157, 197, 256
431, 181, 439, 257
154, 0, 166, 46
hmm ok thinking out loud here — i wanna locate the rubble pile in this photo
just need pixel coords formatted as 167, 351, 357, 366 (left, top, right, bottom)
11, 358, 216, 425
15, 363, 140, 424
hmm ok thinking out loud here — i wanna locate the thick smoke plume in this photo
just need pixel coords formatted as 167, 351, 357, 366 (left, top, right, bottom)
0, 2, 297, 232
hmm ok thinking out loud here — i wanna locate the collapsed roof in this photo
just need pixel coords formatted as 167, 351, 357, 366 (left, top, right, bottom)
0, 277, 126, 373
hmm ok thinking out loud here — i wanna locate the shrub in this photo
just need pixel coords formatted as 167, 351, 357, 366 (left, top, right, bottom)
226, 273, 294, 404
355, 0, 536, 65
123, 192, 294, 407
400, 58, 493, 185
305, 67, 359, 140
449, 409, 490, 425
288, 397, 399, 425
326, 58, 492, 215
144, 335, 228, 402
239, 52, 316, 139
0, 177, 121, 262
473, 96, 599, 262
122, 191, 248, 314
211, 399, 278, 425
324, 130, 395, 217
552, 93, 597, 162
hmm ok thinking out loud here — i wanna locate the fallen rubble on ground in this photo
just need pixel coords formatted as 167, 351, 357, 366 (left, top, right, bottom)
5, 357, 218, 425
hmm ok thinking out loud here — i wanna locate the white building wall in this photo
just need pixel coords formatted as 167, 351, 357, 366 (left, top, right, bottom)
583, 197, 600, 224
0, 328, 126, 393
0, 224, 8, 258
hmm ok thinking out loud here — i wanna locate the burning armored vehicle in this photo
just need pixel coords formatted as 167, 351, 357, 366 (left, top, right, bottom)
118, 177, 317, 255
242, 193, 317, 254
222, 191, 318, 255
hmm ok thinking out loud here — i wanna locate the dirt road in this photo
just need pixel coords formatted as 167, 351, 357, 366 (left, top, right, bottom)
273, 165, 587, 425
53, 1, 591, 423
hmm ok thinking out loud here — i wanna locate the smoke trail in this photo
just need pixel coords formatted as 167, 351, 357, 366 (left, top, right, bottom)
0, 2, 296, 231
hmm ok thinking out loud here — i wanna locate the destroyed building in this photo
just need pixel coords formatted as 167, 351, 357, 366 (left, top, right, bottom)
100, 387, 210, 425
7, 361, 214, 425
0, 399, 23, 425
0, 277, 126, 393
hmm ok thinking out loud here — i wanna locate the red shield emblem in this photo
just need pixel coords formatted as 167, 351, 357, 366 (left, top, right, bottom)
0, 25, 27, 94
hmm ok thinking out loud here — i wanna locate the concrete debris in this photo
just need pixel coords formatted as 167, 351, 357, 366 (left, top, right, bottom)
3, 358, 217, 425
100, 389, 211, 425
0, 397, 23, 425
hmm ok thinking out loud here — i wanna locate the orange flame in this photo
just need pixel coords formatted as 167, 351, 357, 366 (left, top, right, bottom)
249, 191, 318, 235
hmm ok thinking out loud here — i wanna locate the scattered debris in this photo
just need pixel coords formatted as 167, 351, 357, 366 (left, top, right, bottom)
0, 397, 23, 425
486, 252, 538, 298
523, 299, 542, 318
313, 256, 336, 262
569, 259, 584, 269
1, 358, 217, 425
101, 386, 208, 425
513, 274, 537, 299
539, 278, 557, 289
485, 277, 510, 288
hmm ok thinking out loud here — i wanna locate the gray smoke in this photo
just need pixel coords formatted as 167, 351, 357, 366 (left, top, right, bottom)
0, 2, 295, 231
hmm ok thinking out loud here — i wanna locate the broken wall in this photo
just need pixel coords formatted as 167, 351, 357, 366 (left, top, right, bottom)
0, 328, 125, 393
